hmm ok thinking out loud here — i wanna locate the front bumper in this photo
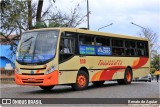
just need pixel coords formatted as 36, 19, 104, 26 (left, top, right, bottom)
15, 70, 58, 86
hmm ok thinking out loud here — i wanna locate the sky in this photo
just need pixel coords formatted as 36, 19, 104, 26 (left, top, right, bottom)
43, 0, 160, 43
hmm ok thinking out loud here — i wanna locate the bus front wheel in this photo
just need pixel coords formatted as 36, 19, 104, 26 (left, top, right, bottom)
39, 85, 54, 91
72, 70, 89, 90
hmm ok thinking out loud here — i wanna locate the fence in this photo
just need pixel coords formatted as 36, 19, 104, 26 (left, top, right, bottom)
1, 70, 15, 83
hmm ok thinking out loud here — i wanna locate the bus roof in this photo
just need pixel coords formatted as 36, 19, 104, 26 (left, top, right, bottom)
26, 27, 148, 41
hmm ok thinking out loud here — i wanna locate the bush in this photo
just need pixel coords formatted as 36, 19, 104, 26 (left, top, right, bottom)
150, 68, 156, 74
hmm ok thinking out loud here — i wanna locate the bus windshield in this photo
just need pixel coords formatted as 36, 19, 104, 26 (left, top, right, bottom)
16, 30, 59, 64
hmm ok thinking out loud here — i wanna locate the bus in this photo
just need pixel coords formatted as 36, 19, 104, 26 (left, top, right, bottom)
15, 28, 150, 90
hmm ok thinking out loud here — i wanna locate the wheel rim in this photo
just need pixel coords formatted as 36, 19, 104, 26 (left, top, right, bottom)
77, 75, 86, 87
126, 71, 131, 82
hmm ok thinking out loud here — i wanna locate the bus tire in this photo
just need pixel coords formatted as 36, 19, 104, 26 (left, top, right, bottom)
117, 68, 132, 85
92, 81, 105, 86
72, 70, 89, 90
124, 68, 132, 84
39, 85, 54, 91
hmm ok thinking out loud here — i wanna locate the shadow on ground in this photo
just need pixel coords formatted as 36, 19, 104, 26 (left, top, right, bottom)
23, 82, 138, 95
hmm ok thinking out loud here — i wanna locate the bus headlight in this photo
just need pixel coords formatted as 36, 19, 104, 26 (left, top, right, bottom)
46, 66, 56, 74
15, 68, 20, 74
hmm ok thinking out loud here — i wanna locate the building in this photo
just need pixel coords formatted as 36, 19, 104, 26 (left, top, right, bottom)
0, 35, 19, 70
0, 45, 15, 69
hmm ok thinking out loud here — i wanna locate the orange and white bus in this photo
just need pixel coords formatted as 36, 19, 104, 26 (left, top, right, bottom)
15, 28, 150, 90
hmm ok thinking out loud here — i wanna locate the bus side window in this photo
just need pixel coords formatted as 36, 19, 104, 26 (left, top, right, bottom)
59, 36, 75, 63
126, 49, 131, 55
144, 42, 149, 56
60, 38, 74, 54
113, 48, 124, 56
137, 42, 144, 49
62, 39, 70, 53
130, 49, 135, 55
96, 43, 102, 46
125, 40, 136, 56
137, 41, 147, 56
79, 37, 85, 45
137, 49, 142, 56
96, 37, 110, 46
79, 35, 94, 45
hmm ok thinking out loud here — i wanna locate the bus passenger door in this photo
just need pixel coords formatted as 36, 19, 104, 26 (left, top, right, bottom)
58, 32, 78, 84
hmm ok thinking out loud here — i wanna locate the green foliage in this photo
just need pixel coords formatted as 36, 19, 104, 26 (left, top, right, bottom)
48, 21, 68, 28
1, 0, 28, 36
48, 21, 61, 27
0, 0, 28, 54
34, 22, 47, 29
150, 68, 156, 74
151, 55, 160, 70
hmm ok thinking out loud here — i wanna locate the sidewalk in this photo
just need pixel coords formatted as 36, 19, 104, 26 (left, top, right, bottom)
151, 79, 160, 82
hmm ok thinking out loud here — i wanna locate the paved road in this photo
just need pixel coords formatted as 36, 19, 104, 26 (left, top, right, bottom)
1, 81, 159, 98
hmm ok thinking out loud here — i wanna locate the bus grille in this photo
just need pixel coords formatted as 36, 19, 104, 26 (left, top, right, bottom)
22, 79, 43, 84
22, 73, 44, 75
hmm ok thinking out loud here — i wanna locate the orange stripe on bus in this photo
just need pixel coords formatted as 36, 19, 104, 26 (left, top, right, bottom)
91, 70, 103, 81
91, 57, 149, 81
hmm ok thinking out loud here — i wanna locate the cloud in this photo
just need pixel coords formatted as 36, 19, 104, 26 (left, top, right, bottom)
45, 0, 160, 37
87, 0, 160, 35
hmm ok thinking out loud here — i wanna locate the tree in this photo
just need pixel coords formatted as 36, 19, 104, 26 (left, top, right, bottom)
27, 0, 32, 30
46, 4, 86, 28
151, 54, 160, 71
0, 0, 86, 54
36, 0, 43, 23
138, 28, 160, 56
138, 28, 160, 74
0, 0, 28, 52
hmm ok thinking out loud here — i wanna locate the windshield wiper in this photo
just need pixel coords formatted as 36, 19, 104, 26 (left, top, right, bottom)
21, 43, 31, 48
20, 36, 34, 53
22, 37, 34, 43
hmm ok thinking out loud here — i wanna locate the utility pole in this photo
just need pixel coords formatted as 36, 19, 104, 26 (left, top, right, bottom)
98, 23, 113, 31
87, 0, 90, 30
